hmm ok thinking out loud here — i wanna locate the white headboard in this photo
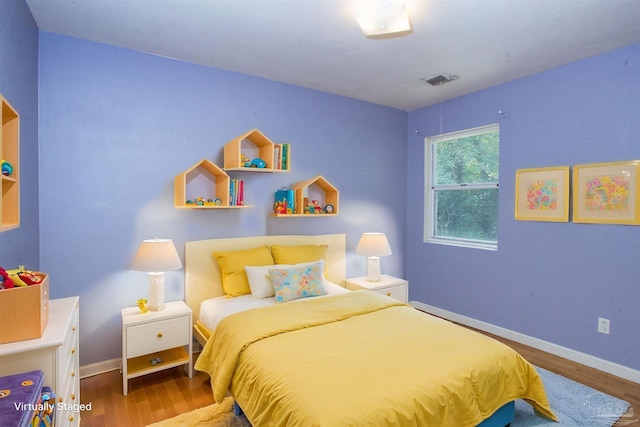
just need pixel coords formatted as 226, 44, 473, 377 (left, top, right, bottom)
184, 233, 346, 323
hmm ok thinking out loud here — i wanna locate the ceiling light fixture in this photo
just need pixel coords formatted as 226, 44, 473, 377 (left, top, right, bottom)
421, 73, 459, 86
355, 1, 412, 37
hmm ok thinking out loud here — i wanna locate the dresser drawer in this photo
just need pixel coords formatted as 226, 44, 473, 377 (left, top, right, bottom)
126, 316, 190, 358
373, 284, 407, 302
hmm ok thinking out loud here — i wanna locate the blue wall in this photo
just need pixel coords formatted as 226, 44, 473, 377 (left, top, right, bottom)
0, 0, 39, 268
407, 43, 640, 370
37, 33, 407, 366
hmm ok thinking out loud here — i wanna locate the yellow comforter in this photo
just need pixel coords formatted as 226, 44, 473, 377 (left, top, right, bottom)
195, 291, 557, 426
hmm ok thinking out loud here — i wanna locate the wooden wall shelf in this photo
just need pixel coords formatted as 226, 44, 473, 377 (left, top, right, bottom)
174, 159, 251, 208
1, 94, 19, 231
223, 128, 290, 172
272, 175, 339, 217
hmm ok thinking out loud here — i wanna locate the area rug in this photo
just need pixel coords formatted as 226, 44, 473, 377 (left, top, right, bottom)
147, 367, 634, 426
146, 396, 250, 427
514, 367, 634, 426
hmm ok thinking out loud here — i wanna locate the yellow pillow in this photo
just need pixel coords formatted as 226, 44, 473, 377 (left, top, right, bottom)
270, 244, 329, 278
213, 246, 274, 297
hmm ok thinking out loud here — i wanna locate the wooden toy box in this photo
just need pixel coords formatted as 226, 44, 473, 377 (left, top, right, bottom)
0, 275, 49, 344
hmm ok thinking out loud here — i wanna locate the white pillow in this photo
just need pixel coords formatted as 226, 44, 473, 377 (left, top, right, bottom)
245, 259, 326, 299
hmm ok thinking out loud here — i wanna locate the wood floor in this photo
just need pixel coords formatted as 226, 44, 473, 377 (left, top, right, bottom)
79, 366, 214, 426
79, 331, 639, 427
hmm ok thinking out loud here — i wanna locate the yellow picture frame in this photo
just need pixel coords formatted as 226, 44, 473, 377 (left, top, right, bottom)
572, 160, 640, 225
515, 166, 570, 222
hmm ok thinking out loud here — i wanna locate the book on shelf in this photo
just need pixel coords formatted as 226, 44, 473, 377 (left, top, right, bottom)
274, 144, 281, 170
230, 179, 244, 206
281, 143, 289, 170
274, 188, 295, 214
273, 143, 290, 170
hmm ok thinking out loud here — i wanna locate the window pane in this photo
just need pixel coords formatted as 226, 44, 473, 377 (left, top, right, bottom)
434, 188, 499, 242
435, 131, 499, 185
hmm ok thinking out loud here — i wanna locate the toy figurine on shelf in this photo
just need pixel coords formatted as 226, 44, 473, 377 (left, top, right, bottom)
312, 200, 323, 214
274, 200, 287, 214
250, 158, 266, 168
0, 159, 13, 176
241, 154, 251, 167
136, 298, 148, 313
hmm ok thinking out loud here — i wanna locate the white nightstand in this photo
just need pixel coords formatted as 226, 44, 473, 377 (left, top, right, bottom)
345, 275, 409, 303
121, 300, 193, 395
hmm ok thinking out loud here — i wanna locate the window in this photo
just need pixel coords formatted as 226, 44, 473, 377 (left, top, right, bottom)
424, 124, 499, 249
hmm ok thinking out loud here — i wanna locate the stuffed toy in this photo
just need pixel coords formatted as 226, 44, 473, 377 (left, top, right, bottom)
4, 267, 45, 287
0, 267, 14, 290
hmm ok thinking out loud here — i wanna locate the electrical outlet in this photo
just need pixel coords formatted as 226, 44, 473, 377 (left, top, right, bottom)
598, 317, 610, 335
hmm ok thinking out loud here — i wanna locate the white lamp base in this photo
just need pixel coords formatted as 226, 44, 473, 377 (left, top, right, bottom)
366, 256, 381, 282
148, 272, 165, 311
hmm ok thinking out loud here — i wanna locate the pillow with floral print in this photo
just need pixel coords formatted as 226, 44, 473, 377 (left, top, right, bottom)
269, 262, 326, 303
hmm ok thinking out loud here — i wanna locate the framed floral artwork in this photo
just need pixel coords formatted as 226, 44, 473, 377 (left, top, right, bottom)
515, 166, 570, 222
573, 161, 640, 225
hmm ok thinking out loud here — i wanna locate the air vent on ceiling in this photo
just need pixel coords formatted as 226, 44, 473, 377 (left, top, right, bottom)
421, 73, 459, 86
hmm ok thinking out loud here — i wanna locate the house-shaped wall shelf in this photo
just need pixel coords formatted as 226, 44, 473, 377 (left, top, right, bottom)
223, 128, 290, 172
1, 94, 20, 231
174, 159, 252, 208
273, 175, 338, 217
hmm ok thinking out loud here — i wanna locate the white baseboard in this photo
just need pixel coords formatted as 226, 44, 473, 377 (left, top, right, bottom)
79, 358, 120, 379
410, 301, 640, 384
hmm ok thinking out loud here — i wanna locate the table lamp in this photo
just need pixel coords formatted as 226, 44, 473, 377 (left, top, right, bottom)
131, 238, 182, 311
355, 232, 392, 282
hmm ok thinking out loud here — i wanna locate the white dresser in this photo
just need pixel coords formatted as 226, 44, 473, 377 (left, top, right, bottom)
0, 296, 80, 426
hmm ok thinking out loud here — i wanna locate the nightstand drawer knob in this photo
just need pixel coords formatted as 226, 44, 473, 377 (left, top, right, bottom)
387, 292, 391, 296
71, 347, 76, 355
71, 393, 75, 400
157, 332, 163, 338
71, 325, 76, 331
71, 371, 75, 377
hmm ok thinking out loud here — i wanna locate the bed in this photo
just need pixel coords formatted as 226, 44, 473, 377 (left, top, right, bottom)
186, 234, 557, 426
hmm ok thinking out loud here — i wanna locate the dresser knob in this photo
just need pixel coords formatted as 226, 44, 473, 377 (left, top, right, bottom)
58, 396, 62, 403
157, 332, 163, 338
387, 292, 391, 296
71, 371, 75, 377
71, 393, 75, 400
71, 325, 76, 331
69, 416, 74, 422
71, 348, 76, 355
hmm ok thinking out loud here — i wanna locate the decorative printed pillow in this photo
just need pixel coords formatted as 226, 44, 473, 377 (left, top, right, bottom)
269, 262, 326, 303
245, 259, 326, 299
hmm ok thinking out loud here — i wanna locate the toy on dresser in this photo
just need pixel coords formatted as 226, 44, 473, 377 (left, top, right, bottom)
0, 266, 46, 290
0, 267, 14, 289
0, 266, 50, 344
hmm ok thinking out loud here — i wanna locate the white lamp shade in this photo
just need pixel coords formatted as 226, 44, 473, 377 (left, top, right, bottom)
131, 239, 182, 272
355, 1, 411, 36
356, 232, 392, 257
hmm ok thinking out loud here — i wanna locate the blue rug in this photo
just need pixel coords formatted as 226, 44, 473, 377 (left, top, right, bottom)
514, 367, 634, 426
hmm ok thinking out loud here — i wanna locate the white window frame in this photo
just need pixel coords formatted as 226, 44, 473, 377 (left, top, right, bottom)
424, 123, 499, 250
